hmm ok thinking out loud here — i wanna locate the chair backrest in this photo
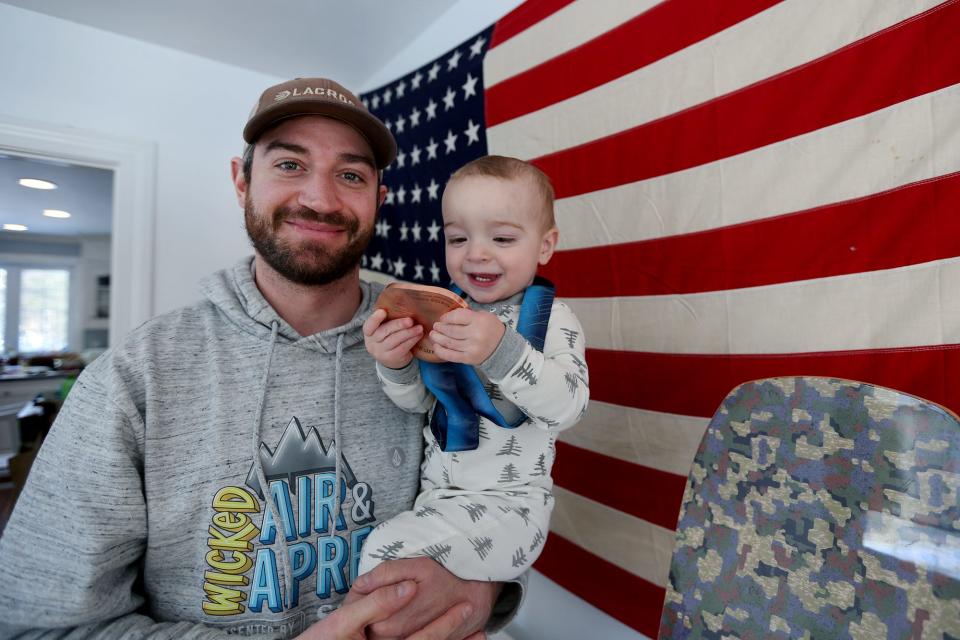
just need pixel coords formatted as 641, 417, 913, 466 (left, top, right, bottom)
659, 377, 960, 639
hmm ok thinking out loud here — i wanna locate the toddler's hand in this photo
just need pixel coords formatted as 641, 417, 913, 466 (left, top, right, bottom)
430, 308, 506, 365
363, 309, 424, 370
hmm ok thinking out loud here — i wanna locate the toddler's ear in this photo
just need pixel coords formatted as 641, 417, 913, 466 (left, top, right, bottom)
538, 226, 559, 265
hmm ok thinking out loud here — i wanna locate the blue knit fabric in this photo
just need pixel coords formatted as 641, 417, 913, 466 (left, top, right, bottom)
420, 277, 555, 451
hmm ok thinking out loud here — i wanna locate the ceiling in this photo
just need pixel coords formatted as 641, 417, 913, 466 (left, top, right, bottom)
0, 154, 113, 238
0, 0, 503, 238
0, 0, 457, 85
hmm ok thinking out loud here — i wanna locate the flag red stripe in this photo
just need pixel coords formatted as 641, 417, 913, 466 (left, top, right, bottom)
535, 532, 666, 637
553, 441, 687, 530
486, 0, 783, 126
531, 1, 960, 199
541, 171, 960, 297
587, 345, 960, 418
489, 0, 576, 48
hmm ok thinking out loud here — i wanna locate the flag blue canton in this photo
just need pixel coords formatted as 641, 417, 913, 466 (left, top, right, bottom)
360, 26, 493, 285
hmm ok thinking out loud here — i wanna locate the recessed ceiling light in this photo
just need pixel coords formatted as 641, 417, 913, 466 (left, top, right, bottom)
18, 178, 57, 190
3, 224, 28, 231
43, 209, 71, 219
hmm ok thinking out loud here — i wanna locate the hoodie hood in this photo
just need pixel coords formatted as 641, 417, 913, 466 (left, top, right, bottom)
199, 257, 379, 353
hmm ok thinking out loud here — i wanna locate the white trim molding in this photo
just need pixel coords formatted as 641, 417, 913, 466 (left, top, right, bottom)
0, 115, 156, 345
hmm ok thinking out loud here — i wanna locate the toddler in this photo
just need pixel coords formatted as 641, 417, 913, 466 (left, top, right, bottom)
360, 155, 589, 580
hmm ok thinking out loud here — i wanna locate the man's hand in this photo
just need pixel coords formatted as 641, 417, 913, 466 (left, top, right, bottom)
296, 580, 485, 640
363, 308, 424, 370
429, 308, 506, 365
345, 557, 502, 640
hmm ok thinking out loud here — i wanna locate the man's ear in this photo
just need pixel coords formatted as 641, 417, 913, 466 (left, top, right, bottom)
377, 183, 388, 210
230, 156, 248, 208
538, 226, 559, 265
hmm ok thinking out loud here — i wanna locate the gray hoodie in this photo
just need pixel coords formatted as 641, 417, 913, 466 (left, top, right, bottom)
0, 258, 427, 639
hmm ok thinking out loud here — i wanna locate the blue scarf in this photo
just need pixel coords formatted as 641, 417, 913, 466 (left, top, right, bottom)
419, 277, 555, 451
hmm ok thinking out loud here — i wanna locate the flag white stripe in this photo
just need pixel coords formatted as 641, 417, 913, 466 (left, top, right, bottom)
486, 0, 941, 155
567, 257, 960, 355
551, 486, 676, 587
484, 0, 658, 88
560, 402, 708, 477
551, 84, 960, 251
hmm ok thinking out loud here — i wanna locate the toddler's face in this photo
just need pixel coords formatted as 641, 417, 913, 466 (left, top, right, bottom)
441, 175, 557, 304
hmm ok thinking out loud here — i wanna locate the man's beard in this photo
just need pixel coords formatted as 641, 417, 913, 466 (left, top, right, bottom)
244, 197, 375, 286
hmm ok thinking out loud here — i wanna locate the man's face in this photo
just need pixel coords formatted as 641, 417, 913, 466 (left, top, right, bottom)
233, 116, 385, 286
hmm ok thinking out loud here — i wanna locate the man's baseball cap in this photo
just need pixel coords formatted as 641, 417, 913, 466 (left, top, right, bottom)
243, 77, 396, 169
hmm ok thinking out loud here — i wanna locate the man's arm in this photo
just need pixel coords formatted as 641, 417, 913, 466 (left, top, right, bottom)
0, 369, 235, 640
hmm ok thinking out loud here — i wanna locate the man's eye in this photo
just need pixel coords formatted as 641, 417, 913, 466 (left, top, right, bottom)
277, 161, 302, 171
342, 171, 365, 183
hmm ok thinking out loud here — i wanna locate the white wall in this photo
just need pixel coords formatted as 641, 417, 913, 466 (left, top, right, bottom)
0, 4, 282, 316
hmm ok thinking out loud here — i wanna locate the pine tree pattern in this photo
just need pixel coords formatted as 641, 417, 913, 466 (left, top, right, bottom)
564, 371, 580, 395
560, 327, 580, 349
499, 463, 520, 483
511, 547, 529, 568
514, 506, 531, 526
370, 540, 405, 561
423, 543, 452, 565
415, 505, 440, 518
478, 422, 490, 440
529, 529, 545, 552
531, 453, 547, 477
569, 353, 588, 378
511, 358, 538, 385
470, 536, 494, 561
534, 414, 560, 427
484, 382, 503, 401
441, 466, 450, 485
496, 434, 522, 456
460, 503, 488, 523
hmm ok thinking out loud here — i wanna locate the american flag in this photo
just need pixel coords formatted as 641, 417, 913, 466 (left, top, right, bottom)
362, 0, 960, 636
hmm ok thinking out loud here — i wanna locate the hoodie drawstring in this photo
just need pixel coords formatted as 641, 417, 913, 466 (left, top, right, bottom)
332, 333, 345, 544
251, 320, 295, 608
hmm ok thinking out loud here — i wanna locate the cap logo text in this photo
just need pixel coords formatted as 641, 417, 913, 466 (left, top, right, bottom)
272, 86, 355, 105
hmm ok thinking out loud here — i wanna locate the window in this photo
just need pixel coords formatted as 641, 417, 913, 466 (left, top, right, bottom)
1, 266, 71, 354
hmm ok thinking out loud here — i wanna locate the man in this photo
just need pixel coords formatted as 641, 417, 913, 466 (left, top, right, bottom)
0, 78, 519, 639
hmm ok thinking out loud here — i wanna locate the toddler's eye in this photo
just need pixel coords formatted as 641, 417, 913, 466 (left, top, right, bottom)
494, 237, 516, 244
447, 237, 466, 246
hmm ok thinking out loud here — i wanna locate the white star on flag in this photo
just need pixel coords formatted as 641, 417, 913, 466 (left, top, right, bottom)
447, 49, 461, 71
381, 219, 392, 238
426, 138, 438, 160
427, 179, 440, 200
395, 81, 406, 98
442, 87, 456, 111
409, 107, 421, 127
464, 119, 480, 145
383, 118, 392, 132
427, 62, 440, 82
371, 94, 380, 109
411, 184, 422, 203
425, 99, 438, 121
395, 115, 406, 133
382, 88, 392, 104
411, 71, 422, 89
396, 149, 406, 168
414, 261, 425, 280
427, 220, 441, 241
393, 257, 406, 277
396, 185, 407, 204
399, 222, 409, 241
411, 221, 422, 241
384, 191, 395, 206
370, 253, 384, 271
469, 36, 485, 58
462, 74, 478, 99
429, 261, 440, 283
444, 130, 458, 154
410, 145, 422, 165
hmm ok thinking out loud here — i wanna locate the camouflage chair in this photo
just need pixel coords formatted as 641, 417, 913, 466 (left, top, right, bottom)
659, 377, 960, 639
